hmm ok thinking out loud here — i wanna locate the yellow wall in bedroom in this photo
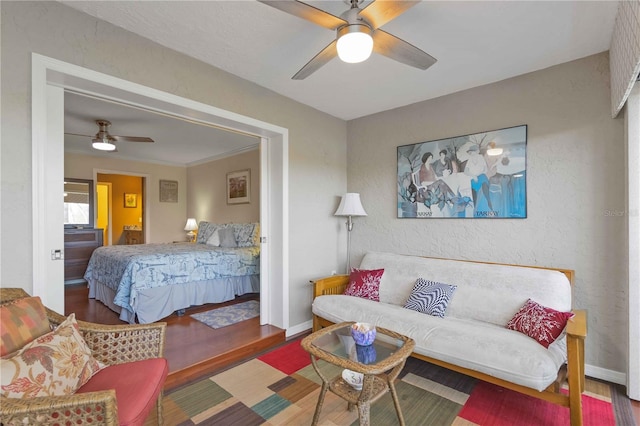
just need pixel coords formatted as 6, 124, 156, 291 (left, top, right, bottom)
98, 174, 143, 245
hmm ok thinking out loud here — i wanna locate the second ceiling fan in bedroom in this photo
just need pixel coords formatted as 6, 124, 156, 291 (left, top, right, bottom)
259, 0, 437, 79
65, 119, 154, 152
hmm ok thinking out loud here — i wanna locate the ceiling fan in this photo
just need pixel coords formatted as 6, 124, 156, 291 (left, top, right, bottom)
65, 119, 154, 152
258, 0, 437, 80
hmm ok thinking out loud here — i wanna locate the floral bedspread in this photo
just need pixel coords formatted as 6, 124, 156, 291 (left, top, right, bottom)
84, 243, 260, 312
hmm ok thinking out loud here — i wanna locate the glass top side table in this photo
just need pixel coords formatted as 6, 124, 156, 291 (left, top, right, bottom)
301, 321, 415, 426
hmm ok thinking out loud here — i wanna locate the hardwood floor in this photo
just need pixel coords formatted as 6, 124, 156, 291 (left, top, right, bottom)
64, 284, 286, 390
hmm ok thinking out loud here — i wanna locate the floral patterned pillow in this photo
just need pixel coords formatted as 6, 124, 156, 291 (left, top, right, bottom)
344, 269, 384, 302
0, 313, 104, 398
506, 299, 574, 348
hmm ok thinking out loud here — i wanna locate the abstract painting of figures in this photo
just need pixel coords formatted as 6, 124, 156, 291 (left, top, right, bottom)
397, 125, 527, 218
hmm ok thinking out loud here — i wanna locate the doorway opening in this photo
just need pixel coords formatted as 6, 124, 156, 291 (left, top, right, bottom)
96, 182, 112, 245
97, 173, 144, 246
32, 53, 289, 332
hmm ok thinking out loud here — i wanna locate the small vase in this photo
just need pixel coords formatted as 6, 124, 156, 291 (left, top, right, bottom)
356, 344, 377, 364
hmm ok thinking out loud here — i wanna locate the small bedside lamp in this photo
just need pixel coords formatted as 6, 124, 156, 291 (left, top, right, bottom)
184, 218, 198, 242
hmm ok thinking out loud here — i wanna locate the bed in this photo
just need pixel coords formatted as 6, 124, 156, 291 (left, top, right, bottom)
84, 222, 260, 323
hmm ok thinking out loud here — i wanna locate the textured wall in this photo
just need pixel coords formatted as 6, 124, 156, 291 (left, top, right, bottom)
347, 53, 626, 372
0, 2, 347, 327
187, 150, 260, 225
610, 0, 640, 117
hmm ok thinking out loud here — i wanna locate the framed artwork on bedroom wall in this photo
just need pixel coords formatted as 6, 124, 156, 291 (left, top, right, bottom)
159, 179, 178, 203
227, 169, 250, 204
397, 124, 527, 219
124, 193, 137, 208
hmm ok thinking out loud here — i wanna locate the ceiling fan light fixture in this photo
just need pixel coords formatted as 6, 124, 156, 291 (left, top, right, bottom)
337, 24, 373, 64
92, 138, 116, 151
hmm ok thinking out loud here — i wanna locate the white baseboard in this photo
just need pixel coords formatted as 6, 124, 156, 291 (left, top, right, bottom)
286, 320, 312, 338
585, 364, 627, 385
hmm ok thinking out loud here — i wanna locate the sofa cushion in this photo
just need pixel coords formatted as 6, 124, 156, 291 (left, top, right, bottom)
506, 299, 574, 348
0, 296, 51, 357
404, 278, 457, 318
313, 294, 567, 392
0, 314, 103, 398
344, 269, 384, 301
77, 358, 168, 426
359, 252, 572, 327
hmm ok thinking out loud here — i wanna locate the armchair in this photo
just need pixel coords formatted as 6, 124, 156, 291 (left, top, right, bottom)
0, 288, 168, 426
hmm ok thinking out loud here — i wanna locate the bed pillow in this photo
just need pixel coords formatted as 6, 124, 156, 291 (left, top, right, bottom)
344, 268, 384, 302
404, 278, 457, 318
506, 298, 574, 348
0, 313, 104, 398
219, 227, 237, 248
206, 229, 221, 247
196, 221, 216, 244
233, 223, 260, 247
0, 296, 51, 357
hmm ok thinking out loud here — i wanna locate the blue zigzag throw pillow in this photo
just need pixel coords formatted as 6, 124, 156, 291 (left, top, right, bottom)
404, 278, 457, 318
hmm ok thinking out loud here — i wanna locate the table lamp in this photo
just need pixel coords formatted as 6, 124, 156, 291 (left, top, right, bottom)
184, 218, 198, 242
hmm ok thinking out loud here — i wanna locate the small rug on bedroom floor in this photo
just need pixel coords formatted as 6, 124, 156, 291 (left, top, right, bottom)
190, 300, 259, 329
152, 339, 634, 426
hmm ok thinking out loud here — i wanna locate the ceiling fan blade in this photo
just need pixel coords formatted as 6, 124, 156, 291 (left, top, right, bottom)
64, 132, 93, 138
292, 39, 338, 80
258, 0, 346, 30
372, 29, 437, 70
112, 136, 154, 143
359, 0, 420, 30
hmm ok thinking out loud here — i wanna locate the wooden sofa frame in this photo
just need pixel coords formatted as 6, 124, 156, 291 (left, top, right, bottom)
311, 260, 587, 426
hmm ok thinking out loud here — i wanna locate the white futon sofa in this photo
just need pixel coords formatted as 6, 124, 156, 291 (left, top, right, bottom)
312, 251, 587, 426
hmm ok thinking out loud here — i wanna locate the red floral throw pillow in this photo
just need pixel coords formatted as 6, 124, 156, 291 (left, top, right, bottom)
506, 299, 574, 348
344, 269, 384, 302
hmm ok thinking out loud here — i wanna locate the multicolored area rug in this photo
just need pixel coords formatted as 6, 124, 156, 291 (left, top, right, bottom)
190, 300, 259, 329
159, 340, 632, 426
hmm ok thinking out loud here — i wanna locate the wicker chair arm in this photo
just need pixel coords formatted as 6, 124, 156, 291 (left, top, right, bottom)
0, 390, 118, 426
78, 321, 167, 365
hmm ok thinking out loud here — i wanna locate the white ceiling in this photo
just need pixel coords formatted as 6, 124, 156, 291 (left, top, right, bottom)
61, 0, 619, 164
64, 92, 260, 166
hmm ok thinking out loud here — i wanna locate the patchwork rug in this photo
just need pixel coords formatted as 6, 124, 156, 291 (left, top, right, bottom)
158, 339, 632, 425
190, 300, 259, 329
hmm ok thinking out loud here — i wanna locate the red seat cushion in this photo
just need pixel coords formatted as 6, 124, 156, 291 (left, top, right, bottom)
76, 358, 168, 426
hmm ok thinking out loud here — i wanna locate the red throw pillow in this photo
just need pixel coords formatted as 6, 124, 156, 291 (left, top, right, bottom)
506, 299, 574, 348
344, 269, 384, 301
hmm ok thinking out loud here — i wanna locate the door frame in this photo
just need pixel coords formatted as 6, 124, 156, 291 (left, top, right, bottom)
32, 53, 290, 331
96, 181, 113, 246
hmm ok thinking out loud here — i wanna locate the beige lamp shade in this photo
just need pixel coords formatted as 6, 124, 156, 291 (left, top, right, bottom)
184, 218, 198, 242
184, 218, 198, 231
335, 193, 367, 217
